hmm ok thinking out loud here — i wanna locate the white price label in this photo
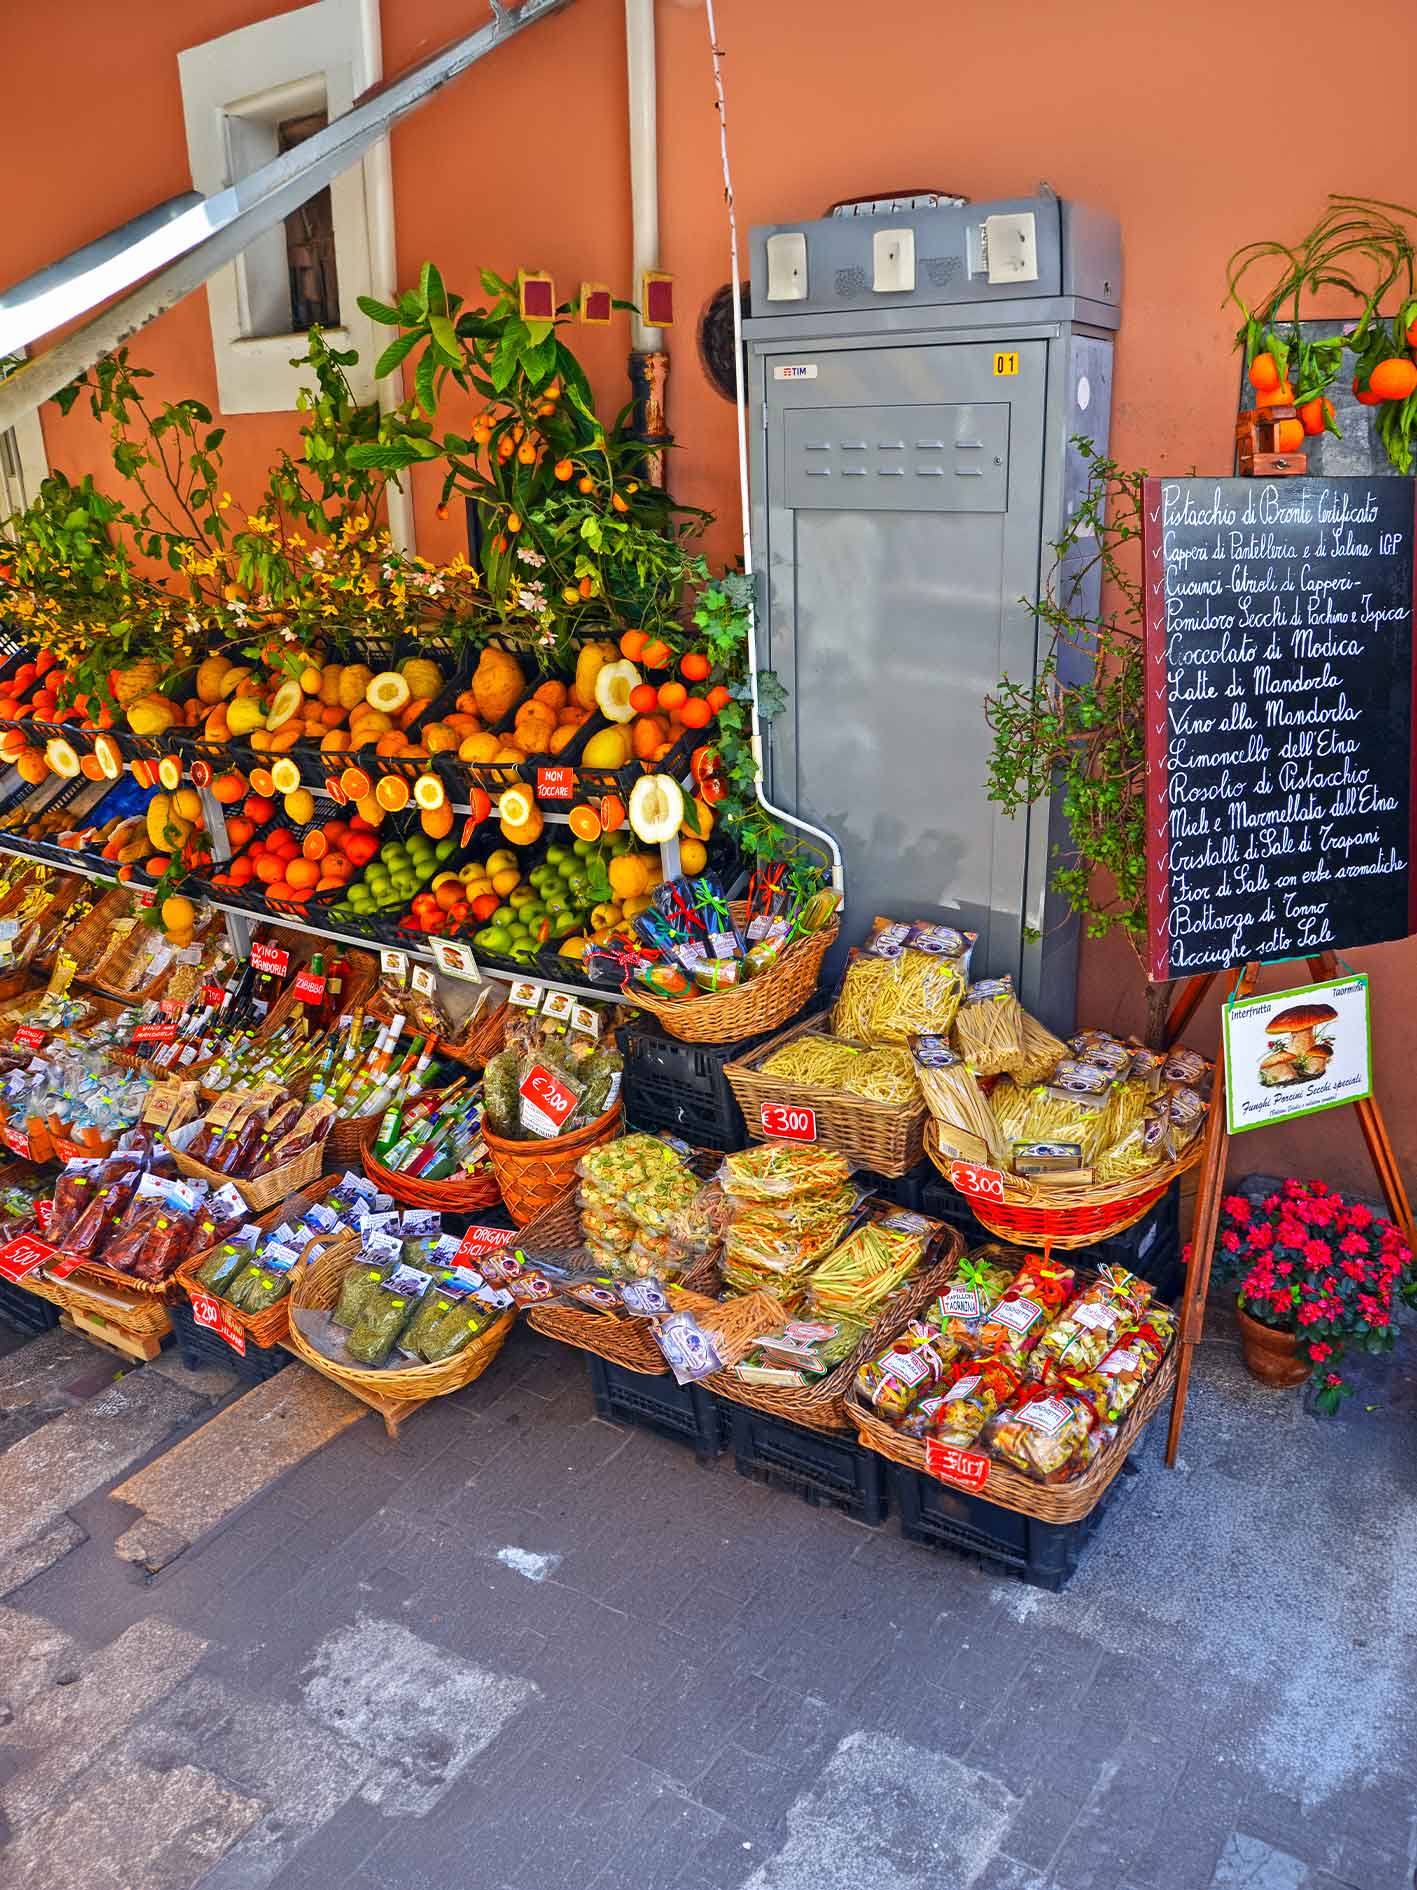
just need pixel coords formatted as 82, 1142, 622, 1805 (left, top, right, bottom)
430, 938, 481, 984
410, 964, 437, 997
380, 949, 409, 984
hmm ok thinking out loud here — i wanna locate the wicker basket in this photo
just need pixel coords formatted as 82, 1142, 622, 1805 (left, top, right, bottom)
87, 914, 220, 1005
327, 1107, 385, 1170
924, 1122, 1203, 1250
361, 1137, 502, 1211
252, 944, 378, 1041
284, 1239, 517, 1435
847, 1332, 1180, 1526
175, 1212, 360, 1351
723, 1011, 927, 1178
629, 903, 838, 1045
64, 887, 138, 984
436, 997, 508, 1070
169, 1136, 326, 1213
25, 1265, 174, 1352
483, 1103, 623, 1225
702, 1230, 967, 1434
518, 1183, 722, 1375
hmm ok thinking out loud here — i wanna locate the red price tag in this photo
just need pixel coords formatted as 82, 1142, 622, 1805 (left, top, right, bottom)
251, 942, 290, 976
12, 1026, 46, 1050
201, 983, 225, 1007
292, 970, 326, 1004
759, 1102, 817, 1142
34, 1199, 51, 1232
46, 1249, 89, 1280
0, 1230, 57, 1283
948, 1160, 1008, 1204
2, 1126, 31, 1159
455, 1223, 517, 1264
139, 892, 155, 909
190, 1291, 247, 1355
924, 1439, 991, 1492
517, 1062, 579, 1130
53, 1136, 86, 1163
535, 766, 574, 800
131, 1022, 177, 1044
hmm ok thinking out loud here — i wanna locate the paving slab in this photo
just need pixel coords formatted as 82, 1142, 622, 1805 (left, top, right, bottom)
0, 1601, 83, 1715
111, 1366, 366, 1566
0, 1513, 87, 1600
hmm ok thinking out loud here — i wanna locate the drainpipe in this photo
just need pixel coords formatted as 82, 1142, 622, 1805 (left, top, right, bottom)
624, 0, 669, 487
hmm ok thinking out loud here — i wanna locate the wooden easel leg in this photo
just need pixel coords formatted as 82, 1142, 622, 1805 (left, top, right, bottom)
1307, 953, 1416, 1249
1165, 973, 1215, 1048
1165, 963, 1257, 1467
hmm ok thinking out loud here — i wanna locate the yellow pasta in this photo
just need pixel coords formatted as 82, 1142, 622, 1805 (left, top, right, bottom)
869, 950, 966, 1044
952, 978, 1026, 1077
832, 954, 894, 1043
1013, 1009, 1068, 1086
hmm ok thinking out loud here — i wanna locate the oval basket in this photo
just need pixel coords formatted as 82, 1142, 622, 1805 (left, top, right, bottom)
924, 1122, 1203, 1251
847, 1334, 1180, 1527
169, 1176, 351, 1345
702, 1230, 966, 1434
168, 1137, 326, 1214
723, 1011, 927, 1178
483, 1103, 623, 1226
284, 1239, 517, 1406
517, 1182, 723, 1375
629, 904, 838, 1045
360, 1138, 502, 1212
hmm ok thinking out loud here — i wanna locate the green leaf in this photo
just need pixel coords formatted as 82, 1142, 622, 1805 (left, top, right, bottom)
356, 294, 402, 325
413, 348, 438, 418
420, 261, 447, 319
346, 442, 424, 472
428, 312, 462, 367
373, 329, 421, 380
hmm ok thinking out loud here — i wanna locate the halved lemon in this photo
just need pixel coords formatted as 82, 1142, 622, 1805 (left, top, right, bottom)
498, 784, 534, 828
628, 773, 685, 844
93, 734, 122, 781
366, 670, 412, 713
594, 659, 641, 724
266, 679, 305, 731
157, 754, 183, 791
45, 738, 81, 779
340, 765, 372, 802
375, 774, 410, 813
269, 756, 302, 796
412, 771, 447, 812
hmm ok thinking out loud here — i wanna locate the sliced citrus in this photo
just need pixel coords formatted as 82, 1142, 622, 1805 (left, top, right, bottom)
375, 774, 410, 813
266, 679, 304, 730
599, 793, 627, 834
44, 738, 80, 779
498, 784, 534, 828
568, 803, 602, 842
412, 771, 447, 811
156, 754, 183, 791
594, 659, 640, 724
248, 766, 276, 799
339, 765, 372, 802
366, 670, 412, 713
467, 786, 492, 825
269, 756, 302, 796
628, 773, 685, 844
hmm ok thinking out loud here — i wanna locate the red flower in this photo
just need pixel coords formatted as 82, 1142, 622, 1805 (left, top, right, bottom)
1338, 1232, 1368, 1257
1222, 1194, 1251, 1223
1325, 1372, 1343, 1387
1250, 1224, 1274, 1250
1275, 1259, 1293, 1276
1305, 1240, 1332, 1268
1308, 1340, 1332, 1362
1346, 1203, 1373, 1230
1220, 1229, 1241, 1254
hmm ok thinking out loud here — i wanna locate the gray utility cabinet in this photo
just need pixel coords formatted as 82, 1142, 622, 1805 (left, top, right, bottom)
746, 195, 1121, 1030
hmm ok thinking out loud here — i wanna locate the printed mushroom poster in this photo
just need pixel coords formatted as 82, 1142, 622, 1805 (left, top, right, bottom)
1222, 974, 1373, 1134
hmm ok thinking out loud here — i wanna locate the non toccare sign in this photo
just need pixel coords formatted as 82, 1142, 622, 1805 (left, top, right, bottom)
1143, 476, 1417, 978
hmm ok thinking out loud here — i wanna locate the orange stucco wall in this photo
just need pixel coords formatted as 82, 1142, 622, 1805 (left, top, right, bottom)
5, 0, 1417, 1194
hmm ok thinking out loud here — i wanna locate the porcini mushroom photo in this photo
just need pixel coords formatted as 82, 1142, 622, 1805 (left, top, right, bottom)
1261, 1001, 1339, 1084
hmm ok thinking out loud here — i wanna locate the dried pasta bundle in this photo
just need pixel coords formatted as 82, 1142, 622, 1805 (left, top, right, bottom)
841, 1046, 918, 1104
1013, 1009, 1068, 1087
952, 978, 1026, 1077
760, 1037, 864, 1088
832, 953, 893, 1044
869, 944, 967, 1045
720, 1142, 851, 1203
911, 1037, 1006, 1165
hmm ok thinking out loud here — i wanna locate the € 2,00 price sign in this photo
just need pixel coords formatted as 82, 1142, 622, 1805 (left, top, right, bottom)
518, 1063, 579, 1133
759, 1103, 817, 1142
190, 1291, 247, 1355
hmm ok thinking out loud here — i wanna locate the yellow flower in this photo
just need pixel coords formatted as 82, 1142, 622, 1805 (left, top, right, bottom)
218, 491, 233, 509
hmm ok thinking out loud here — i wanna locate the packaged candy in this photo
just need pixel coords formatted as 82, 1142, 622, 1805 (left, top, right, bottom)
986, 1385, 1097, 1481
856, 1320, 959, 1418
972, 1252, 1077, 1371
1029, 1265, 1153, 1379
922, 1246, 1019, 1350
904, 1358, 1020, 1445
654, 1309, 725, 1385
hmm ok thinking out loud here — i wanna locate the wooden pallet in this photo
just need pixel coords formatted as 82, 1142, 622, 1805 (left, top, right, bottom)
59, 1308, 167, 1363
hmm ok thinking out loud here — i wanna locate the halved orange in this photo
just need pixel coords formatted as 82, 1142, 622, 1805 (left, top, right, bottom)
248, 766, 276, 800
302, 829, 329, 861
375, 774, 410, 813
340, 765, 372, 802
599, 793, 627, 834
568, 803, 602, 842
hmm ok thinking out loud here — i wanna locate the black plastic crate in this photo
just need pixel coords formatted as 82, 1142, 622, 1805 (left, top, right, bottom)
0, 1273, 61, 1336
168, 1297, 290, 1385
587, 1353, 726, 1462
619, 1017, 776, 1153
919, 1178, 1184, 1304
863, 1159, 934, 1213
725, 1399, 888, 1523
892, 1455, 1139, 1591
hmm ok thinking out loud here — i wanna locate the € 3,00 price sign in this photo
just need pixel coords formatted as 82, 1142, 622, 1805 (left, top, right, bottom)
948, 1160, 1007, 1203
759, 1103, 817, 1142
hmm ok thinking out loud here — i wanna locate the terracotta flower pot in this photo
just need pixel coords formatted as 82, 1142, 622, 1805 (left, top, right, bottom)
1235, 1303, 1310, 1388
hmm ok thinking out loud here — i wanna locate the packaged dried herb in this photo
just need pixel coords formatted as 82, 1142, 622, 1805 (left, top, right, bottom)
332, 1259, 392, 1329
346, 1287, 414, 1367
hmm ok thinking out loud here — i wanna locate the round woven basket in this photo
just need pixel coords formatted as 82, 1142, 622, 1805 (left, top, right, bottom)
923, 1122, 1203, 1250
629, 905, 838, 1044
170, 1176, 350, 1347
284, 1240, 516, 1403
483, 1103, 622, 1226
361, 1138, 502, 1211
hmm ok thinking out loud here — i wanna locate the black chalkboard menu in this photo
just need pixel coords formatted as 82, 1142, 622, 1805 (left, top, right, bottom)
1143, 476, 1417, 980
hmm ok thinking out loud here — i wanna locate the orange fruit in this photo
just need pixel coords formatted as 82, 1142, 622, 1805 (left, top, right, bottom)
255, 855, 284, 884
1253, 380, 1293, 410
1370, 357, 1417, 401
632, 716, 668, 760
286, 858, 320, 890
599, 794, 626, 834
640, 639, 672, 670
568, 803, 602, 842
554, 458, 574, 481
242, 794, 275, 824
706, 685, 731, 713
375, 775, 411, 813
680, 651, 711, 682
620, 630, 650, 661
1298, 396, 1334, 436
340, 765, 372, 801
1272, 418, 1305, 453
1354, 375, 1383, 406
212, 771, 247, 804
224, 816, 255, 850
248, 767, 276, 799
1249, 351, 1281, 393
302, 830, 329, 860
656, 681, 687, 713
681, 696, 713, 729
628, 683, 659, 714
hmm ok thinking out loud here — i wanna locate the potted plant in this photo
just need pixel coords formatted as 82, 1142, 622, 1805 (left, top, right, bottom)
1214, 1182, 1416, 1411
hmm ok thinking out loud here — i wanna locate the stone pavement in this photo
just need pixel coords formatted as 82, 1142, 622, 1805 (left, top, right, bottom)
0, 1297, 1414, 1890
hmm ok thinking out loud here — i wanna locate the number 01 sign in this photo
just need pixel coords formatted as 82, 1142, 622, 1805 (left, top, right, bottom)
759, 1103, 816, 1142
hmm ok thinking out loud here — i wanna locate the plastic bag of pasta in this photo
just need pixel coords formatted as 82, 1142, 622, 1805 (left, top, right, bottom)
972, 1251, 1077, 1370
1062, 1311, 1175, 1422
719, 1142, 852, 1203
831, 949, 895, 1045
331, 1258, 393, 1329
346, 1284, 416, 1367
1029, 1265, 1152, 1379
921, 1246, 1019, 1351
855, 1320, 959, 1419
985, 1384, 1098, 1481
951, 977, 1027, 1078
902, 1357, 1020, 1445
665, 1179, 733, 1273
866, 921, 972, 1045
910, 1037, 1006, 1166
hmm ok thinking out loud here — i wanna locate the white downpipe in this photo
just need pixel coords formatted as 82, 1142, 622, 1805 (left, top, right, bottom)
701, 0, 845, 894
624, 0, 662, 353
356, 0, 415, 555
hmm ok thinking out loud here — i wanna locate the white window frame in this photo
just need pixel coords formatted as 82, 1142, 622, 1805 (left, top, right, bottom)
178, 0, 390, 417
0, 357, 49, 520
